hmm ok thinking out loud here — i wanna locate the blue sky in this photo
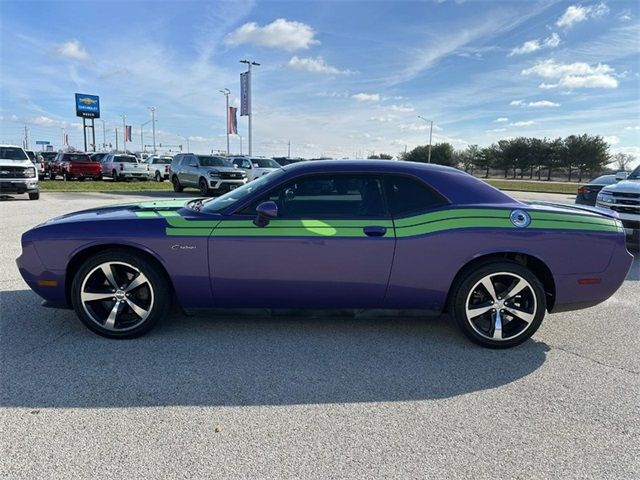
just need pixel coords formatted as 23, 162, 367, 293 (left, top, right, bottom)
1, 0, 638, 162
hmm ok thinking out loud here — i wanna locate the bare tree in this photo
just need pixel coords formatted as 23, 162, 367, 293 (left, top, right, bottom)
610, 152, 635, 171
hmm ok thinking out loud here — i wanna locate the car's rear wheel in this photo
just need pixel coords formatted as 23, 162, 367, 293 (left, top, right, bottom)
49, 171, 56, 180
450, 261, 546, 348
172, 176, 183, 192
198, 177, 210, 196
155, 171, 162, 182
71, 249, 171, 339
112, 170, 120, 182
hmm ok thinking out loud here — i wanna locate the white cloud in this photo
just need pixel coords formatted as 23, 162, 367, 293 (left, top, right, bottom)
538, 82, 557, 89
287, 56, 350, 74
624, 125, 640, 131
188, 135, 213, 143
351, 93, 380, 102
54, 40, 89, 60
522, 59, 619, 89
369, 115, 398, 123
556, 3, 609, 28
389, 104, 415, 112
528, 100, 560, 108
510, 100, 525, 106
31, 115, 66, 128
511, 120, 536, 126
486, 128, 507, 133
224, 18, 319, 51
495, 117, 509, 122
509, 33, 560, 56
604, 135, 620, 145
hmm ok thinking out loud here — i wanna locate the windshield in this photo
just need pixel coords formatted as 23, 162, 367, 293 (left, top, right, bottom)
252, 158, 280, 168
65, 154, 91, 162
115, 156, 137, 163
26, 151, 36, 161
628, 166, 640, 180
201, 169, 286, 213
198, 156, 231, 167
0, 147, 28, 160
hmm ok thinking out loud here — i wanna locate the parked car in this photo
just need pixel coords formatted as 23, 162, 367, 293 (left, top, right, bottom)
229, 156, 281, 181
575, 172, 627, 206
101, 153, 149, 181
597, 165, 640, 240
170, 153, 247, 195
145, 155, 174, 182
0, 144, 39, 199
90, 152, 108, 163
273, 157, 306, 166
50, 152, 102, 181
17, 160, 632, 346
25, 150, 45, 180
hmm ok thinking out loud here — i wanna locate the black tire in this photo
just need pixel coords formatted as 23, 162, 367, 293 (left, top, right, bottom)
28, 192, 40, 200
172, 176, 183, 192
70, 248, 172, 339
62, 171, 69, 181
49, 171, 56, 180
94, 176, 103, 181
198, 177, 210, 196
450, 260, 546, 349
112, 170, 120, 182
155, 171, 162, 182
78, 177, 85, 182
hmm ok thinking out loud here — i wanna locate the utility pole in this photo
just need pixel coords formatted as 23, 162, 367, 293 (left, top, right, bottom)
219, 89, 230, 155
417, 115, 433, 163
101, 120, 106, 151
287, 140, 291, 158
148, 107, 156, 153
115, 127, 119, 152
240, 59, 259, 156
24, 126, 29, 149
239, 135, 243, 155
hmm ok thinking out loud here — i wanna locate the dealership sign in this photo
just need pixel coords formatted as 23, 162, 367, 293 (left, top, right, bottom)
75, 93, 100, 119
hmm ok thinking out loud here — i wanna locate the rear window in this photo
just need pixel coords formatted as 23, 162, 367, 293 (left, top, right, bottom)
64, 154, 91, 162
589, 175, 617, 185
0, 147, 28, 160
383, 175, 447, 215
197, 156, 231, 167
115, 156, 137, 163
154, 157, 172, 164
252, 158, 279, 168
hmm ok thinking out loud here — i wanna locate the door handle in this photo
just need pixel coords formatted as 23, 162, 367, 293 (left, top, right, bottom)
363, 226, 387, 237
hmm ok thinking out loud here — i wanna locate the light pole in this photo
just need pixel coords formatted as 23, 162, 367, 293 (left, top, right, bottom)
101, 120, 106, 151
120, 115, 127, 153
417, 115, 433, 163
240, 59, 259, 156
140, 120, 152, 153
148, 107, 156, 153
219, 89, 230, 155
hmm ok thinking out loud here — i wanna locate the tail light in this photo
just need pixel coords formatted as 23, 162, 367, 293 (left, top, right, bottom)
40, 161, 45, 170
146, 164, 150, 171
577, 186, 589, 194
165, 165, 169, 173
120, 163, 124, 171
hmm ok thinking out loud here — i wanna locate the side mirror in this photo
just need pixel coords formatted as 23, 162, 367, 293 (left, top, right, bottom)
254, 201, 278, 227
615, 171, 628, 180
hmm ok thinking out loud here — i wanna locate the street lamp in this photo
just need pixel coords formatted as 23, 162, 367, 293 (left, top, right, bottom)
140, 119, 153, 153
219, 88, 230, 155
148, 107, 156, 153
417, 115, 433, 163
240, 59, 260, 156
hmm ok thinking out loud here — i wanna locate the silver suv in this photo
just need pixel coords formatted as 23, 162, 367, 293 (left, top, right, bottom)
170, 154, 247, 196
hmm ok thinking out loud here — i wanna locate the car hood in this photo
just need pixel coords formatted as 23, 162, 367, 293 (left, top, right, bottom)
600, 180, 640, 194
0, 159, 33, 168
203, 166, 244, 174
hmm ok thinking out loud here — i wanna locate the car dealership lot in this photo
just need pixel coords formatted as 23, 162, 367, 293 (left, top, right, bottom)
1, 192, 638, 479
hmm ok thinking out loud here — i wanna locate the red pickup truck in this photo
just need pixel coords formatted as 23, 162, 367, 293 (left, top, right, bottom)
50, 153, 102, 181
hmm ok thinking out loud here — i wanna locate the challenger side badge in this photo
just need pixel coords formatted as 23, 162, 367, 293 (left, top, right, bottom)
510, 209, 531, 228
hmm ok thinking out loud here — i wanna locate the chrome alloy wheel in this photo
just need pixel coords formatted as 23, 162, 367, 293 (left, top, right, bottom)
464, 272, 537, 342
80, 261, 154, 332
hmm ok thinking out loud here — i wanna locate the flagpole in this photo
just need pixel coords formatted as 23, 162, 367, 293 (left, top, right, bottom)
121, 115, 126, 153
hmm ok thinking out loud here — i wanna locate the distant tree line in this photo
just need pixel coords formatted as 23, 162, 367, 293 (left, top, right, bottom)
399, 134, 629, 182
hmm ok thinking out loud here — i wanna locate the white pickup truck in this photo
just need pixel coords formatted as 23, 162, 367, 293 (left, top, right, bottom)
100, 153, 149, 181
597, 164, 640, 240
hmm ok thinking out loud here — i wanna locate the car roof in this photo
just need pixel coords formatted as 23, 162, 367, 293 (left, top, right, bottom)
281, 159, 456, 175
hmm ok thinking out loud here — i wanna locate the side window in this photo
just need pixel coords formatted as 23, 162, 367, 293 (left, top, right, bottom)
242, 159, 252, 169
243, 174, 387, 218
383, 175, 447, 215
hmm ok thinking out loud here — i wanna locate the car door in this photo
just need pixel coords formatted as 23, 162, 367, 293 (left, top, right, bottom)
208, 173, 396, 308
184, 154, 198, 186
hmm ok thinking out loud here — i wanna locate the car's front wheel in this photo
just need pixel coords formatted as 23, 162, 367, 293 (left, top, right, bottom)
172, 176, 183, 192
71, 249, 172, 339
450, 261, 546, 348
198, 177, 210, 196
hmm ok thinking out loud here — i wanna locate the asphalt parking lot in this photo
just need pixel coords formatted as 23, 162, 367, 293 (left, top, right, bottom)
1, 191, 638, 479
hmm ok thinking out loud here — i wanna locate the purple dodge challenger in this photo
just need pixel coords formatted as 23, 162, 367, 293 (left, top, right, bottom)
17, 161, 632, 348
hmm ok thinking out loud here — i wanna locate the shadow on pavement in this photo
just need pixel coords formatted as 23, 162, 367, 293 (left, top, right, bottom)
0, 289, 549, 409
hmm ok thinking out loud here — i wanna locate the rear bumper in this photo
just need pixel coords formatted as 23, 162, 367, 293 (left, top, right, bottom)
0, 179, 39, 194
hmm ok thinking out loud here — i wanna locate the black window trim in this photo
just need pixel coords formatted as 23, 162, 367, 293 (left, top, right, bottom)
380, 173, 450, 218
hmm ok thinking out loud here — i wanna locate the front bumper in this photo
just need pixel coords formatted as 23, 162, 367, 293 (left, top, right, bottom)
0, 179, 39, 194
208, 179, 247, 190
16, 241, 69, 308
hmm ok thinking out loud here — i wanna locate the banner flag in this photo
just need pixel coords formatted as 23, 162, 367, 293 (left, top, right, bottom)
240, 72, 249, 116
125, 125, 132, 142
228, 107, 238, 134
